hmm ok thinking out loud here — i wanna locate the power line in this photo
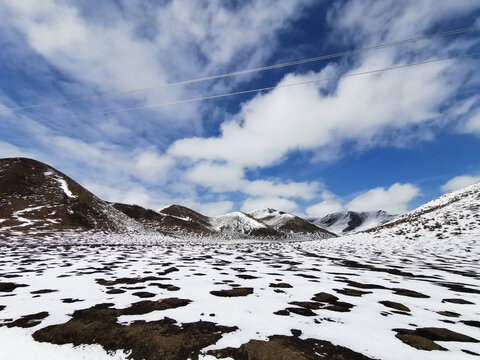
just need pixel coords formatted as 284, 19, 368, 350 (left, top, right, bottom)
2, 25, 480, 114
55, 52, 480, 120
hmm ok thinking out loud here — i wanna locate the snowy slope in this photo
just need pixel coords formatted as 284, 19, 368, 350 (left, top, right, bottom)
209, 212, 279, 237
248, 208, 336, 238
369, 181, 480, 239
311, 210, 397, 235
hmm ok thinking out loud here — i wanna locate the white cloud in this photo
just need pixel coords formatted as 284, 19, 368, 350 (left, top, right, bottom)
134, 152, 173, 183
243, 179, 319, 200
331, 0, 480, 44
441, 175, 480, 193
186, 162, 244, 192
194, 201, 234, 216
169, 41, 463, 168
185, 162, 319, 200
241, 197, 298, 213
306, 200, 344, 218
0, 141, 33, 158
462, 109, 480, 134
345, 183, 420, 214
2, 0, 311, 122
83, 181, 155, 209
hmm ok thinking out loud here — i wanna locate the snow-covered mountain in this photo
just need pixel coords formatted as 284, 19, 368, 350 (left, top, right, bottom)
310, 210, 397, 235
0, 158, 336, 239
367, 181, 480, 239
248, 208, 336, 238
209, 211, 281, 238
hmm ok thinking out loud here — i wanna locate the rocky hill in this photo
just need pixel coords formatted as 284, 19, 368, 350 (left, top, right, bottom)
0, 157, 141, 237
367, 181, 480, 239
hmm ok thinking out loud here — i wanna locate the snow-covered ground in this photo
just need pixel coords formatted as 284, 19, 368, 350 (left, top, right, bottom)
0, 232, 478, 359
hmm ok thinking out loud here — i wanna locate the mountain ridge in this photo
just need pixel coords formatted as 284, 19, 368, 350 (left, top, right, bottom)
309, 210, 398, 235
0, 157, 336, 239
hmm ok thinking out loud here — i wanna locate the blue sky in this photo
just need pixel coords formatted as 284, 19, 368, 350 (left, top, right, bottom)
1, 0, 480, 216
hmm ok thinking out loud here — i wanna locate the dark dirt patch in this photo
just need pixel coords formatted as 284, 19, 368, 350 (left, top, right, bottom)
269, 283, 293, 288
285, 307, 316, 317
379, 301, 410, 312
334, 288, 372, 297
394, 327, 479, 344
310, 292, 338, 303
437, 311, 460, 318
395, 333, 446, 351
158, 267, 179, 276
462, 320, 480, 328
96, 276, 162, 286
33, 302, 236, 360
345, 281, 388, 290
273, 310, 290, 316
392, 289, 430, 298
236, 274, 259, 280
442, 298, 475, 305
210, 288, 253, 297
289, 301, 323, 310
208, 335, 374, 360
132, 291, 156, 298
31, 289, 58, 294
462, 349, 480, 356
0, 305, 5, 311
323, 301, 354, 313
290, 329, 302, 337
151, 283, 174, 289
6, 311, 49, 328
0, 282, 28, 292
122, 298, 191, 315
106, 288, 126, 294
61, 298, 84, 303
294, 274, 319, 279
439, 282, 480, 294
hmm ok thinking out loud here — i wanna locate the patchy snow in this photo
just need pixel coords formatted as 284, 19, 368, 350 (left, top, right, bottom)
248, 208, 295, 229
310, 210, 397, 235
0, 230, 479, 359
0, 182, 479, 359
54, 177, 76, 198
370, 181, 480, 239
210, 212, 267, 234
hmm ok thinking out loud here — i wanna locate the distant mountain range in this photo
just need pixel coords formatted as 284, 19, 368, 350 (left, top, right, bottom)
0, 158, 336, 239
2, 157, 479, 240
309, 210, 398, 235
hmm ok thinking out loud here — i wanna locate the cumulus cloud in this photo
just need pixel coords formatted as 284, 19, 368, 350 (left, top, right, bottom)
462, 109, 480, 134
306, 200, 344, 218
1, 0, 311, 121
186, 162, 245, 192
241, 197, 298, 213
345, 183, 420, 214
133, 152, 173, 183
0, 141, 33, 158
193, 201, 234, 217
441, 175, 480, 193
185, 161, 319, 200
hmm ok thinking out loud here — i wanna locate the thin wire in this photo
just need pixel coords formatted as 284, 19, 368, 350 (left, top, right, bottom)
57, 52, 480, 120
2, 25, 480, 114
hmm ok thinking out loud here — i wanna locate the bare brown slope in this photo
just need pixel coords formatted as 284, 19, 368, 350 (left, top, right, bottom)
112, 203, 214, 236
0, 157, 138, 235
